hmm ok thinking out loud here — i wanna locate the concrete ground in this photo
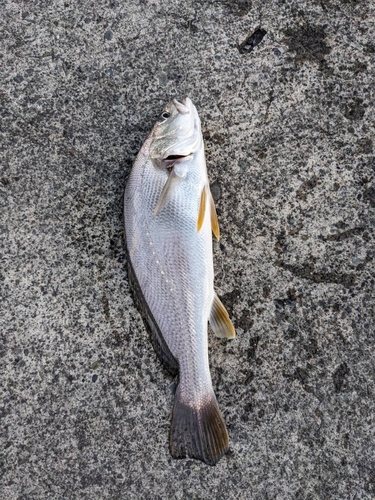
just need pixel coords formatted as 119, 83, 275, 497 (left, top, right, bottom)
1, 0, 374, 498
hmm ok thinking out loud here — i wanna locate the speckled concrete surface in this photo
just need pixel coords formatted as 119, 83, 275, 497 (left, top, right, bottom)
1, 1, 374, 498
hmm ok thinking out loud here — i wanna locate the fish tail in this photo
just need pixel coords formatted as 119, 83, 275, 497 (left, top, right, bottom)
169, 386, 229, 465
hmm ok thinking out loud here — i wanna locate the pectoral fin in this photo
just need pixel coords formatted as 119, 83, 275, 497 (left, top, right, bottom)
197, 185, 207, 232
209, 293, 235, 339
153, 163, 188, 218
209, 188, 220, 240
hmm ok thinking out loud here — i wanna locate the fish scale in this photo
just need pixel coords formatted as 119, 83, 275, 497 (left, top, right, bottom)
124, 97, 235, 465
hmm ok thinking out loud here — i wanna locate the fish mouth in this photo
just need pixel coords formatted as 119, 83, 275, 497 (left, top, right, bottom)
162, 153, 193, 168
163, 154, 190, 161
173, 98, 190, 114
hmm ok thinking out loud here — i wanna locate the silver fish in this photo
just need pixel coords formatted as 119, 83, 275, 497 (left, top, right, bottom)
124, 97, 235, 465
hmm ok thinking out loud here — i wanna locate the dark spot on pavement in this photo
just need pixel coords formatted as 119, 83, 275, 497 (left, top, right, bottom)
363, 187, 375, 207
284, 23, 330, 65
247, 336, 259, 360
102, 295, 110, 320
226, 0, 252, 16
221, 288, 242, 318
296, 176, 318, 201
333, 362, 349, 392
276, 260, 356, 288
344, 98, 366, 121
210, 180, 221, 202
13, 75, 24, 83
238, 309, 254, 332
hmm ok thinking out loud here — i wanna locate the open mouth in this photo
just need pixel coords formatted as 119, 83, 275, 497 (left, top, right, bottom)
163, 153, 192, 172
164, 154, 189, 161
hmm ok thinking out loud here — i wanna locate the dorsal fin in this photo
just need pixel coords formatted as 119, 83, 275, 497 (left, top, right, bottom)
197, 185, 207, 232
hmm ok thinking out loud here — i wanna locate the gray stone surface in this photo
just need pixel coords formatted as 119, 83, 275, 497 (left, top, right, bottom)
1, 0, 374, 498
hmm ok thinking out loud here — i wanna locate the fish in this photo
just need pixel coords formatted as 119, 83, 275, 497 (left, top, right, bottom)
124, 97, 235, 465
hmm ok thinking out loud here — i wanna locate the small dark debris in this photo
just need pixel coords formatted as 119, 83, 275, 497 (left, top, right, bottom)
92, 374, 98, 382
104, 29, 113, 41
239, 28, 267, 54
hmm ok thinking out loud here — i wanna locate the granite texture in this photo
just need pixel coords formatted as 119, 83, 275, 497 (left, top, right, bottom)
1, 0, 374, 498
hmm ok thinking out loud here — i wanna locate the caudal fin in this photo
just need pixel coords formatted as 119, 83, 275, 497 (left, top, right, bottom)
169, 387, 229, 465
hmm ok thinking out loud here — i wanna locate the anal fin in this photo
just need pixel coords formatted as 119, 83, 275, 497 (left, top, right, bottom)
209, 292, 235, 339
170, 386, 229, 465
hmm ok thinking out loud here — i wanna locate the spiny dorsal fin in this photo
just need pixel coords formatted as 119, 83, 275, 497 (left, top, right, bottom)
208, 188, 220, 240
209, 292, 235, 339
197, 184, 207, 232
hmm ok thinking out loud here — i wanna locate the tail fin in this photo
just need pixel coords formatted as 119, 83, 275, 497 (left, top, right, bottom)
169, 387, 229, 465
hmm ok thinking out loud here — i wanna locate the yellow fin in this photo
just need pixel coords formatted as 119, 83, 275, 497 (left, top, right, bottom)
197, 185, 207, 232
209, 293, 235, 339
209, 188, 220, 240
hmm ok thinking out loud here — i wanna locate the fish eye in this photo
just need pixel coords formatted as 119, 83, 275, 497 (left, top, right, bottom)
161, 112, 170, 120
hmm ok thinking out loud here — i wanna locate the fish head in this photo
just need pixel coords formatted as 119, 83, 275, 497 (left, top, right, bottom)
149, 98, 202, 166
